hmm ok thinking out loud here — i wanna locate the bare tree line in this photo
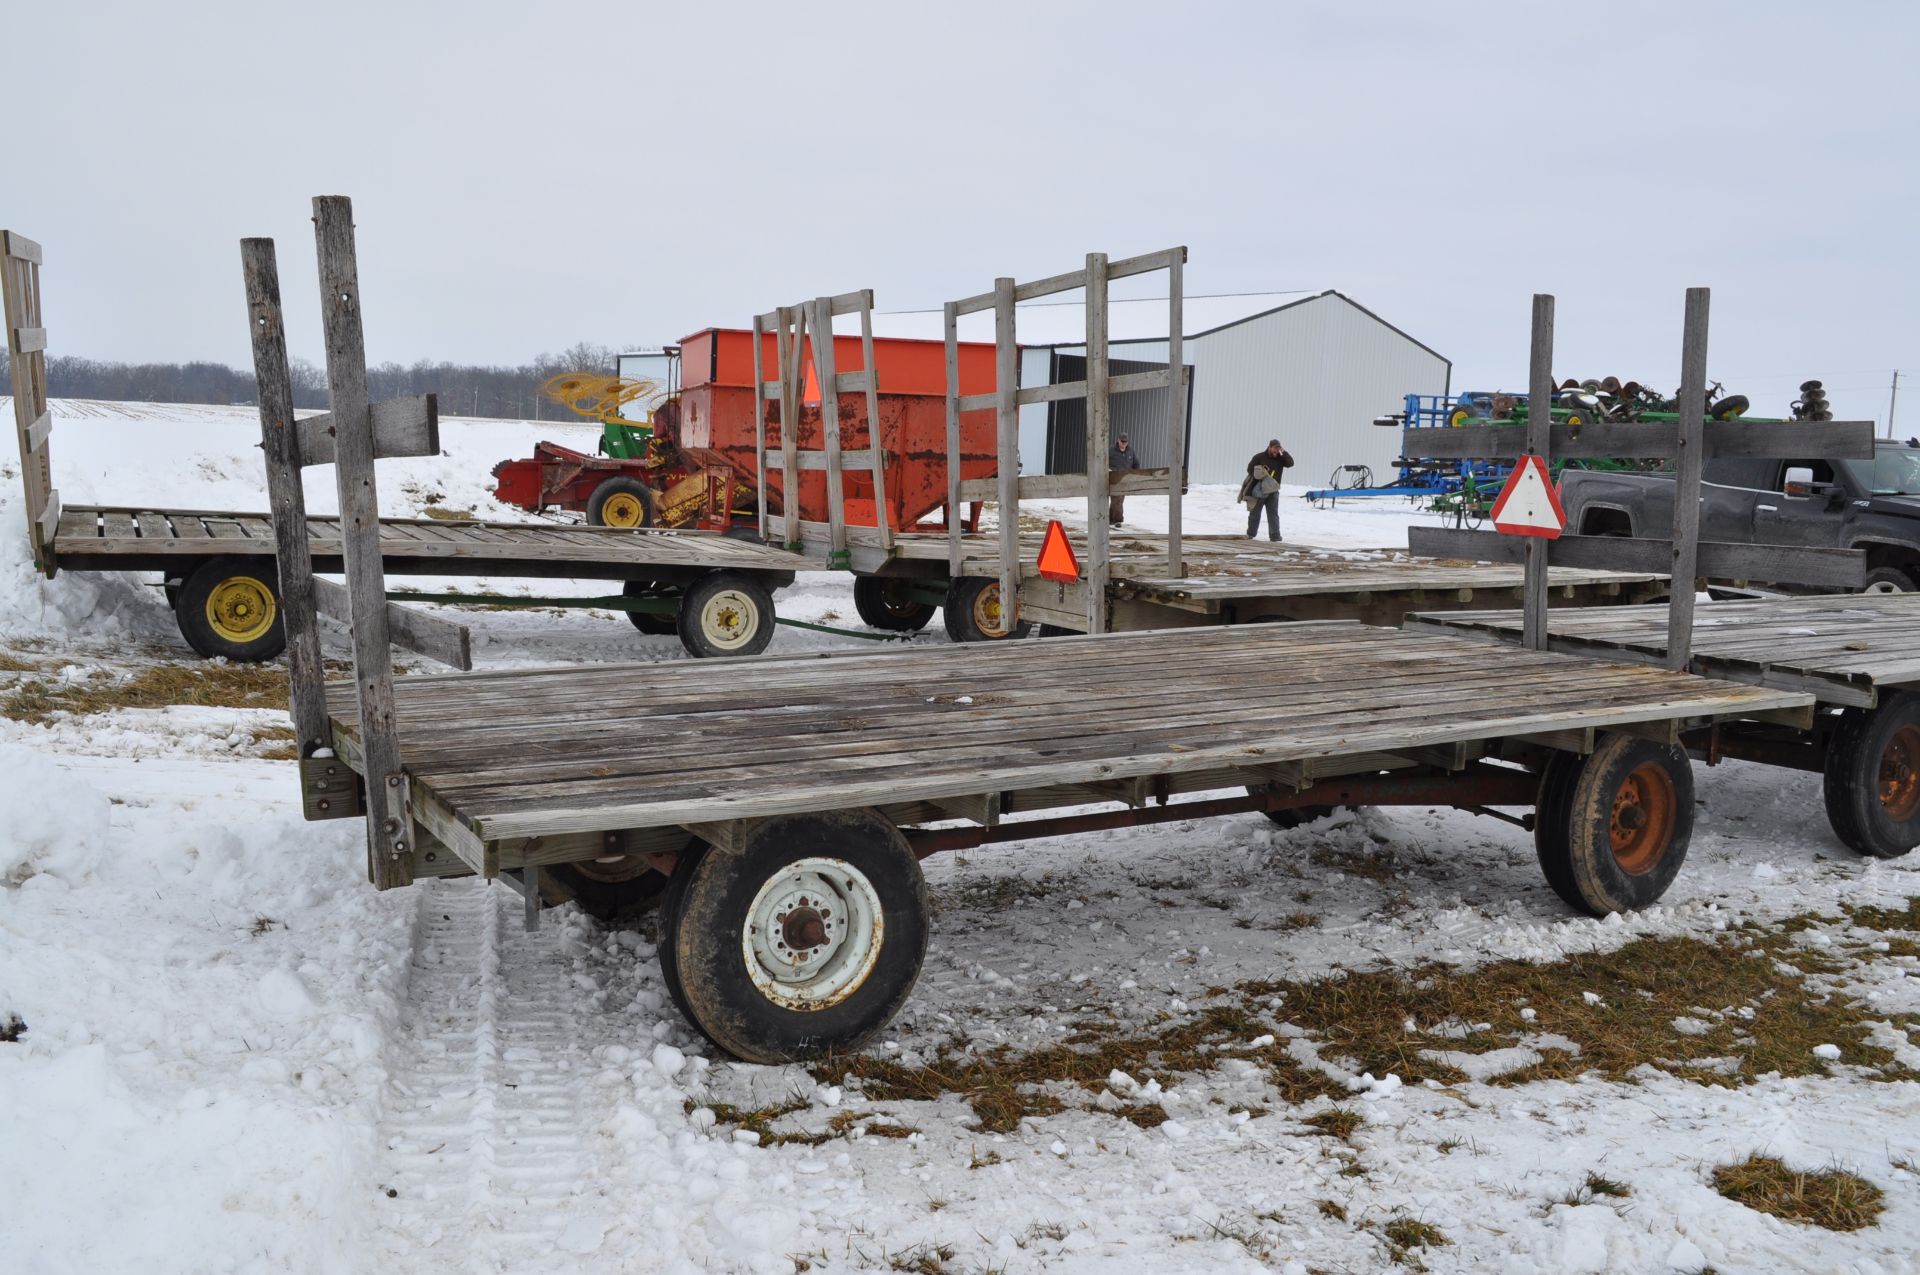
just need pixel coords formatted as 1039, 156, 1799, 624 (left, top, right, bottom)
0, 341, 626, 420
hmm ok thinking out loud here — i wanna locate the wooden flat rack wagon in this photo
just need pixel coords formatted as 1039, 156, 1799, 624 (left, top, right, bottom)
1, 227, 809, 665
1408, 592, 1920, 860
745, 256, 1664, 642
252, 202, 1873, 1063
880, 530, 1664, 634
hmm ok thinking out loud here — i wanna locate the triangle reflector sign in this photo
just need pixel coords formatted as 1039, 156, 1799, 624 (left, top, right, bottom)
1489, 454, 1566, 539
1037, 519, 1080, 582
801, 359, 822, 406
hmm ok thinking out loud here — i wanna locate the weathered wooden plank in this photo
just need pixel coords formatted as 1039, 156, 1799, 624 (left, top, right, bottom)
1165, 249, 1187, 577
1667, 288, 1710, 670
312, 577, 471, 670
1085, 251, 1112, 635
243, 237, 331, 755
297, 393, 440, 466
1522, 293, 1554, 649
10, 326, 46, 353
3, 230, 44, 265
22, 408, 50, 453
1406, 527, 1865, 588
944, 300, 963, 575
994, 277, 1019, 618
312, 195, 409, 888
957, 468, 1169, 503
764, 449, 880, 472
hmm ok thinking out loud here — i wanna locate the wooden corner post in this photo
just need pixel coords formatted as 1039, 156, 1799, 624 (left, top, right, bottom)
993, 277, 1019, 624
3, 229, 58, 576
1522, 293, 1555, 649
1165, 247, 1188, 579
944, 300, 963, 573
240, 238, 329, 756
1084, 253, 1112, 634
1666, 287, 1710, 670
311, 195, 411, 889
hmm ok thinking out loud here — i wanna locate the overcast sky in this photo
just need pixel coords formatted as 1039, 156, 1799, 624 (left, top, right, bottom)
13, 1, 1917, 419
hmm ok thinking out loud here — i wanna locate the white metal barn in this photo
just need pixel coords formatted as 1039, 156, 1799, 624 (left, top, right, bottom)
1036, 291, 1451, 487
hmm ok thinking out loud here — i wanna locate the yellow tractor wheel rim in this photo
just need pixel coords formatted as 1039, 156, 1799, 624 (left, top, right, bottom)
206, 576, 277, 644
601, 492, 648, 527
972, 583, 1013, 637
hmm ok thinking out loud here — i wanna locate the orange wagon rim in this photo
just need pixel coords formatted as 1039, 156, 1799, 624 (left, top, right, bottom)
1879, 725, 1920, 821
1610, 762, 1676, 875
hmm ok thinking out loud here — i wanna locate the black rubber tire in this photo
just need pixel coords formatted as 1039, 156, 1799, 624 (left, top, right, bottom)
175, 557, 287, 662
853, 576, 936, 632
1540, 733, 1694, 915
1822, 694, 1920, 859
1446, 400, 1482, 428
1244, 784, 1339, 830
677, 571, 776, 658
621, 580, 680, 635
1708, 394, 1751, 421
942, 577, 1032, 643
540, 861, 671, 922
1862, 567, 1917, 594
655, 842, 707, 1029
585, 476, 656, 528
163, 579, 182, 611
672, 809, 931, 1063
1036, 623, 1081, 638
1532, 750, 1585, 906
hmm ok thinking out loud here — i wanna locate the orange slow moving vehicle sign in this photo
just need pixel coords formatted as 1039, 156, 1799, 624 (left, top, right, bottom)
1489, 454, 1567, 539
1037, 519, 1081, 582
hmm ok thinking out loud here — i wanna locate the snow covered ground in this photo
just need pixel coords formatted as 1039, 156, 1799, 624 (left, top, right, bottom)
3, 401, 1918, 1274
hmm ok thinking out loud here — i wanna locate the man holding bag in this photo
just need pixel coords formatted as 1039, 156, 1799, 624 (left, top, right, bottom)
1240, 439, 1293, 541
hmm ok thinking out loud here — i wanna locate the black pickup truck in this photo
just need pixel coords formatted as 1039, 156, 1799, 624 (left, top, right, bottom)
1561, 441, 1920, 591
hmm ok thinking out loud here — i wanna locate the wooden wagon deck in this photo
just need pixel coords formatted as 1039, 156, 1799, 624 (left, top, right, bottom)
51, 504, 814, 578
886, 530, 1665, 627
320, 620, 1805, 879
1407, 593, 1920, 708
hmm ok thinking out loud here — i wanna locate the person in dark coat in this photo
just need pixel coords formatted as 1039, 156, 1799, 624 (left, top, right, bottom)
1240, 439, 1293, 541
1107, 432, 1140, 525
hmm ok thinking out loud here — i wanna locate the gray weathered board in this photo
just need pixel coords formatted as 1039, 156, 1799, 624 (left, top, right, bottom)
896, 530, 1661, 609
1407, 592, 1920, 708
50, 505, 813, 575
319, 620, 1804, 875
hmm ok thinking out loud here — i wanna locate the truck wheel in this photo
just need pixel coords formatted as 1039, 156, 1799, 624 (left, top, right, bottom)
586, 477, 656, 528
1823, 694, 1920, 859
175, 557, 287, 662
655, 841, 708, 1027
943, 577, 1032, 642
678, 571, 775, 658
1862, 567, 1916, 594
621, 580, 680, 635
1537, 733, 1694, 915
1446, 400, 1481, 427
853, 577, 936, 632
540, 859, 670, 922
671, 809, 930, 1063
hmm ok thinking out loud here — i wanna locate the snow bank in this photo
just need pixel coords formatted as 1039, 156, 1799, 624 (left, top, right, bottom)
0, 740, 111, 884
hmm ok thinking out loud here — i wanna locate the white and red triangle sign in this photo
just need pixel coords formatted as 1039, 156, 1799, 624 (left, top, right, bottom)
1489, 455, 1566, 539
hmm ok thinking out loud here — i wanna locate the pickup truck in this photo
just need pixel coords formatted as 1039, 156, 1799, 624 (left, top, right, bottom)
1561, 441, 1920, 591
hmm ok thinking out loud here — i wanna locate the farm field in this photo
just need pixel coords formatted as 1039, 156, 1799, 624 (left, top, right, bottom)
3, 401, 1918, 1274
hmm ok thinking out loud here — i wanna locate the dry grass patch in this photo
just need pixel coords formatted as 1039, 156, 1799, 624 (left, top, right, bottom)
1239, 924, 1919, 1090
419, 506, 475, 521
817, 1002, 1340, 1133
1712, 1154, 1885, 1231
1379, 1216, 1449, 1267
2, 662, 292, 724
1301, 1106, 1363, 1142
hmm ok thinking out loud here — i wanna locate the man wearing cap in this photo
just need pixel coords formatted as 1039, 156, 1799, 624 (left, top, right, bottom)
1107, 432, 1140, 526
1241, 439, 1293, 541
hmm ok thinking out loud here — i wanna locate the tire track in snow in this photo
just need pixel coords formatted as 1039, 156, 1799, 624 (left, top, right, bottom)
369, 879, 607, 1272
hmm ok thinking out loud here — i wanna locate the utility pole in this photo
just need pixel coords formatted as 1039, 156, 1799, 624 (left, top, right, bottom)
1891, 370, 1901, 439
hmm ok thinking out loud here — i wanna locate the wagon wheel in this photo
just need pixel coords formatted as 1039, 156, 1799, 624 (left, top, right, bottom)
1244, 783, 1340, 830
176, 556, 287, 662
621, 580, 680, 636
853, 576, 936, 632
540, 856, 671, 922
677, 571, 775, 658
1534, 734, 1694, 915
1822, 694, 1920, 859
667, 810, 930, 1062
942, 577, 1032, 643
